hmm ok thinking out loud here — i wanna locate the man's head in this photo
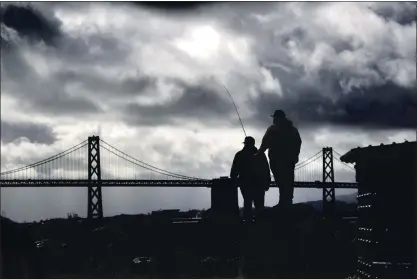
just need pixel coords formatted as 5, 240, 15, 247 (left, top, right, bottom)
243, 136, 255, 147
271, 109, 286, 124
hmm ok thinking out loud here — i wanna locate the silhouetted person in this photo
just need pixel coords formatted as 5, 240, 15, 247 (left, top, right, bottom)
256, 110, 302, 207
231, 136, 270, 222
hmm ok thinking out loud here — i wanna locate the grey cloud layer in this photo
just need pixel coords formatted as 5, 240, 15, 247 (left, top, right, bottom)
1, 2, 415, 130
248, 79, 417, 129
0, 120, 57, 144
369, 2, 416, 25
123, 80, 235, 126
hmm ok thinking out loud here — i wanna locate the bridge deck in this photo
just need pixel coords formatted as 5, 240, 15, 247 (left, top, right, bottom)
0, 179, 358, 188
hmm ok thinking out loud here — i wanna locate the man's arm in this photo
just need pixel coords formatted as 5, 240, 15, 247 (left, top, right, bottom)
257, 126, 273, 155
261, 153, 271, 190
289, 127, 302, 163
230, 153, 239, 180
261, 153, 271, 182
296, 128, 302, 150
294, 128, 302, 163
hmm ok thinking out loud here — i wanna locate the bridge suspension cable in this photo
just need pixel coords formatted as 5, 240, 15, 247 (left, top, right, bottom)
0, 140, 88, 176
295, 151, 323, 182
295, 150, 322, 170
333, 157, 355, 171
333, 150, 356, 171
99, 139, 206, 180
100, 145, 198, 180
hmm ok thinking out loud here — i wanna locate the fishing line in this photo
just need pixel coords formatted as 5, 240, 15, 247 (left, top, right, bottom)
222, 84, 247, 137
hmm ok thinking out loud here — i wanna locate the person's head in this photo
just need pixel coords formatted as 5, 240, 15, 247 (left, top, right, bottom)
243, 136, 255, 147
271, 109, 286, 125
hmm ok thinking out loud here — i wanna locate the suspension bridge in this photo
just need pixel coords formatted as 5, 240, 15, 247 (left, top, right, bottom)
0, 136, 357, 219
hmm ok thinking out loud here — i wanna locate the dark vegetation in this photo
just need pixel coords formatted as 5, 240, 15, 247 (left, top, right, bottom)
1, 201, 358, 279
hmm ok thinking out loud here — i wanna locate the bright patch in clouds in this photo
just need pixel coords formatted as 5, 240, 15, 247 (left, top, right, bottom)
175, 25, 220, 59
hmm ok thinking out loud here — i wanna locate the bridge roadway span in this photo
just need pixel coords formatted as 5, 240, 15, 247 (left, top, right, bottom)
0, 179, 358, 189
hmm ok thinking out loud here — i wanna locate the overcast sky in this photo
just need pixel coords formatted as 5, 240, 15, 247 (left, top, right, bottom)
1, 2, 416, 222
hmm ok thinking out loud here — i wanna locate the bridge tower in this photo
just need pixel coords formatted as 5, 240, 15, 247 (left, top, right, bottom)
87, 136, 103, 219
322, 147, 335, 216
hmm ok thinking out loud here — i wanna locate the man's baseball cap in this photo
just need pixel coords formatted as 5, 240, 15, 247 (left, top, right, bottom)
270, 109, 286, 118
243, 136, 255, 145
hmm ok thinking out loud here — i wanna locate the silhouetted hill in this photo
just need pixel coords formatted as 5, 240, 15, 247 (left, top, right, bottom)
2, 204, 357, 279
301, 193, 357, 212
337, 193, 358, 203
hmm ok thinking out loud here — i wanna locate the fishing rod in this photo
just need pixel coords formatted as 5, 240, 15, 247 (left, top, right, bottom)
222, 84, 247, 137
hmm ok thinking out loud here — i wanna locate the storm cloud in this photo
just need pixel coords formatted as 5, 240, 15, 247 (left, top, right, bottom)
1, 2, 415, 128
1, 3, 63, 45
249, 81, 416, 129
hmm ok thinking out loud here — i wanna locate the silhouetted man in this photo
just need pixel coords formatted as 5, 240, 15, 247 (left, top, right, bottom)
256, 110, 302, 207
231, 136, 271, 222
